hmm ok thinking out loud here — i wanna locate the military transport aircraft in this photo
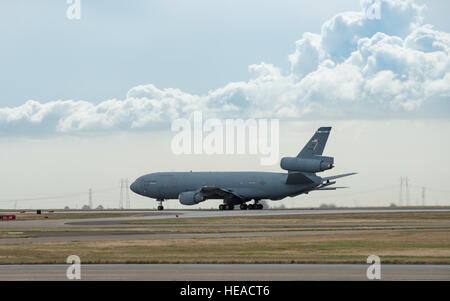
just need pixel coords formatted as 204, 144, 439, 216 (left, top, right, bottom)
130, 127, 356, 210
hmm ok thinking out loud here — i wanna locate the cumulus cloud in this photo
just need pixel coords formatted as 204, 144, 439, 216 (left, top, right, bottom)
318, 0, 425, 62
1, 0, 449, 137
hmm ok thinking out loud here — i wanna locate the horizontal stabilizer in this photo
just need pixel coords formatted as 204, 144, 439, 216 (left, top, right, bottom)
315, 187, 348, 191
322, 173, 357, 182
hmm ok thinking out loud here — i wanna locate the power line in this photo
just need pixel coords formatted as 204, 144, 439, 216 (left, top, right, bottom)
0, 185, 117, 202
422, 187, 426, 206
89, 188, 93, 209
119, 178, 131, 209
125, 178, 130, 209
119, 179, 124, 209
0, 192, 87, 203
410, 185, 450, 194
405, 177, 410, 206
399, 176, 411, 206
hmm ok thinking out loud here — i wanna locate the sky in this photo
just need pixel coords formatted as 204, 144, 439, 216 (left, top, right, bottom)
1, 0, 449, 209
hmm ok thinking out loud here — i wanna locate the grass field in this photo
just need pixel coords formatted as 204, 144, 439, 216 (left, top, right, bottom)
0, 231, 449, 264
0, 211, 449, 264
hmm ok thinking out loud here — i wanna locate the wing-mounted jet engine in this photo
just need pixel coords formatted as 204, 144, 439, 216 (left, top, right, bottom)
179, 191, 205, 205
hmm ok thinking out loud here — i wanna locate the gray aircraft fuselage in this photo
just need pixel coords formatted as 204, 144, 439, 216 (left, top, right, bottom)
130, 127, 356, 210
130, 171, 321, 203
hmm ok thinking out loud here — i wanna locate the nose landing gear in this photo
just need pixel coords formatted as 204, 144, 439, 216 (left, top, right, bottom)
157, 199, 164, 211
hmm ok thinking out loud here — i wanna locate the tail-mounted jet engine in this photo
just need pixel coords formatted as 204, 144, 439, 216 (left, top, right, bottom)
280, 156, 334, 173
179, 191, 205, 205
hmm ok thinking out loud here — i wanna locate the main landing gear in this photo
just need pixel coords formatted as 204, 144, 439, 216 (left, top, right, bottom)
218, 201, 263, 210
157, 199, 164, 211
239, 203, 262, 210
247, 203, 263, 210
219, 200, 264, 211
246, 199, 263, 210
219, 204, 235, 210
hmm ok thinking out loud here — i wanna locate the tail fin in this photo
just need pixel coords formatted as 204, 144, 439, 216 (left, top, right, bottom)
297, 127, 332, 158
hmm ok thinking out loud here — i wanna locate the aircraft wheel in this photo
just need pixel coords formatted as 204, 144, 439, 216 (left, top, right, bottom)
257, 204, 263, 210
240, 203, 248, 210
157, 205, 164, 211
219, 204, 225, 210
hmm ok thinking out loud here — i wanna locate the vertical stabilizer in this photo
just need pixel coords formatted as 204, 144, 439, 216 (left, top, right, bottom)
297, 127, 331, 158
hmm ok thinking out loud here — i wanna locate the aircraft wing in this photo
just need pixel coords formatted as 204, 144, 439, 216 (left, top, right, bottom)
199, 186, 244, 200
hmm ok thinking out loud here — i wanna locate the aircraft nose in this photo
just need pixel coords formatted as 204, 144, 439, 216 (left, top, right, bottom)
130, 181, 138, 193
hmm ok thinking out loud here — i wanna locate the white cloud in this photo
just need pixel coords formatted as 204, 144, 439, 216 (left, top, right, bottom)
289, 33, 324, 78
1, 0, 449, 137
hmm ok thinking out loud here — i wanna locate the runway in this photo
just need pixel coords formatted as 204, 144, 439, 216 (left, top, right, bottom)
0, 264, 448, 281
1, 208, 449, 229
